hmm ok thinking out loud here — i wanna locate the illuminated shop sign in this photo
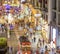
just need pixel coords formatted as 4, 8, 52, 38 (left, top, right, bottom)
52, 28, 56, 41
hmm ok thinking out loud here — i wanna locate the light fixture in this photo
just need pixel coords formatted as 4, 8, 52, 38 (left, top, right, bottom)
25, 52, 27, 54
8, 13, 13, 23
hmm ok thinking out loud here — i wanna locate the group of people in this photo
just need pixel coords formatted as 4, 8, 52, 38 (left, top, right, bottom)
0, 24, 7, 33
36, 39, 56, 54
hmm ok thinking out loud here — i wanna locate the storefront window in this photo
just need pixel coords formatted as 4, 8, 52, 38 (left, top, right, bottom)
52, 0, 56, 10
43, 0, 45, 8
36, 0, 39, 8
52, 28, 56, 42
56, 27, 60, 47
39, 0, 42, 7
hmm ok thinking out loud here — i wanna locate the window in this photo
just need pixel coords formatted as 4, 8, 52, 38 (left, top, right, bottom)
52, 12, 56, 23
32, 0, 35, 7
39, 0, 42, 3
45, 0, 48, 12
58, 0, 60, 11
52, 0, 56, 10
39, 0, 42, 7
36, 0, 39, 7
45, 0, 47, 4
43, 0, 45, 8
58, 14, 60, 25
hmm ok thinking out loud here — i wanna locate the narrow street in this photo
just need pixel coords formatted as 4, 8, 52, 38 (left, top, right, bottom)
0, 0, 58, 54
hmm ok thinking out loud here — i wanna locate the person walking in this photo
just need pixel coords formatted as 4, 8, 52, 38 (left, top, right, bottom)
45, 46, 48, 54
34, 37, 36, 42
45, 50, 49, 54
38, 38, 41, 47
39, 46, 45, 54
36, 48, 39, 54
43, 39, 44, 45
8, 46, 13, 54
40, 50, 44, 54
49, 48, 56, 54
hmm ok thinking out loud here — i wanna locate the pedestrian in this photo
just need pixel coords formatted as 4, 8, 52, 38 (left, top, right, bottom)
34, 37, 36, 42
32, 37, 33, 43
45, 45, 48, 51
49, 48, 56, 54
1, 24, 4, 32
37, 42, 40, 48
8, 46, 13, 54
16, 50, 22, 54
43, 39, 44, 45
39, 38, 41, 42
40, 50, 44, 54
34, 51, 36, 54
38, 38, 41, 46
36, 49, 39, 54
45, 50, 49, 54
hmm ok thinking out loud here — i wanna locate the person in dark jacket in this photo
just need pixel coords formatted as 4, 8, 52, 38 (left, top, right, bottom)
34, 37, 36, 42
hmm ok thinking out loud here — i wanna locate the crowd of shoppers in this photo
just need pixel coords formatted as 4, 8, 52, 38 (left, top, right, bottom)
0, 24, 7, 33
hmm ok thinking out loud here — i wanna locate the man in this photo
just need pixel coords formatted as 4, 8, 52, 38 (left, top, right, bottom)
34, 37, 36, 42
8, 46, 13, 54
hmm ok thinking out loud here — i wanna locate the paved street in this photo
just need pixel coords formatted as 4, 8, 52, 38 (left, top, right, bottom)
0, 28, 57, 54
0, 0, 58, 54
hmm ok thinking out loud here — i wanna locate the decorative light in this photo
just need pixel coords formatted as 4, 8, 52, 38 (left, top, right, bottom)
40, 17, 43, 20
3, 1, 7, 5
53, 28, 56, 42
8, 13, 13, 23
34, 13, 41, 17
21, 0, 26, 3
25, 52, 27, 54
8, 2, 11, 4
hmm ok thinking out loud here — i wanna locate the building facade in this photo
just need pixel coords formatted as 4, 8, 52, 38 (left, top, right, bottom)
30, 0, 60, 47
40, 0, 60, 46
48, 0, 60, 47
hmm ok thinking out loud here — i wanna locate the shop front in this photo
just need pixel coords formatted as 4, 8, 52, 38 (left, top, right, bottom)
50, 26, 56, 43
56, 27, 60, 48
56, 27, 60, 53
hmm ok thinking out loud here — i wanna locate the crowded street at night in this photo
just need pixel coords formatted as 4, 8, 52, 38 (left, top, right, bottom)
0, 0, 60, 54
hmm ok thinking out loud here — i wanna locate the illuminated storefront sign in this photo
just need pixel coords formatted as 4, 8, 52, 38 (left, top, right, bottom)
52, 28, 56, 42
34, 14, 41, 17
8, 13, 13, 23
